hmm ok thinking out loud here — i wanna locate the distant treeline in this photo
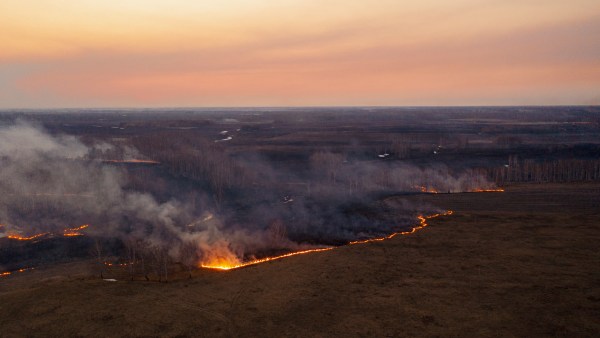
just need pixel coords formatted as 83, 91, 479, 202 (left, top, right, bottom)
130, 132, 250, 206
488, 155, 600, 184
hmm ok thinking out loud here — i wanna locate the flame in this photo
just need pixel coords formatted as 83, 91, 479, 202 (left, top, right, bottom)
349, 210, 453, 245
414, 185, 504, 194
63, 224, 89, 237
0, 267, 34, 278
104, 262, 132, 267
201, 247, 334, 271
7, 233, 49, 241
415, 185, 439, 194
6, 224, 89, 241
201, 210, 453, 271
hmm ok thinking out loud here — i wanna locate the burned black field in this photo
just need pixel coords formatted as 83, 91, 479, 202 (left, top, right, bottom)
1, 106, 599, 337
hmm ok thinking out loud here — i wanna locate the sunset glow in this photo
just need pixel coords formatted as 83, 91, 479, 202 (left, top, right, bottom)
1, 0, 599, 108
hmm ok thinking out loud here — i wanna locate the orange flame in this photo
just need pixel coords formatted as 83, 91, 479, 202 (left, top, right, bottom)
349, 210, 453, 245
415, 185, 504, 194
201, 210, 453, 271
6, 224, 89, 241
0, 267, 34, 278
7, 233, 49, 241
415, 185, 439, 194
63, 224, 89, 237
104, 262, 132, 267
470, 188, 505, 192
201, 247, 334, 270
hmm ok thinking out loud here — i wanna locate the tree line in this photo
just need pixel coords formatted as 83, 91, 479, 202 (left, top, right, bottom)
488, 155, 600, 184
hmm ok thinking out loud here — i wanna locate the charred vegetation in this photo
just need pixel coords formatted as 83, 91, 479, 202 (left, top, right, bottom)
0, 106, 599, 273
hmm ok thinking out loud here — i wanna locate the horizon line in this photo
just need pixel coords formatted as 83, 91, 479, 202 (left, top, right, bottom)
0, 104, 598, 112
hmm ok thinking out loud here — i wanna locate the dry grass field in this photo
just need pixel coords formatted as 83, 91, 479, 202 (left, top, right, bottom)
1, 182, 599, 337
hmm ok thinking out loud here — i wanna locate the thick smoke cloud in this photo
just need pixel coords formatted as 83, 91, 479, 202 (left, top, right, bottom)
0, 122, 307, 264
0, 122, 495, 266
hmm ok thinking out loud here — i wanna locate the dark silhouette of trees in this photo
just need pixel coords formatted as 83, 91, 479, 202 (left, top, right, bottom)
90, 239, 105, 279
178, 241, 199, 279
488, 156, 600, 185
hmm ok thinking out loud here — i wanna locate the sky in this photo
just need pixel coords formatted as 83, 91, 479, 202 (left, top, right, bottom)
0, 0, 599, 108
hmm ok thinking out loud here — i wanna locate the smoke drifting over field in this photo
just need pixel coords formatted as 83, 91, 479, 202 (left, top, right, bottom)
0, 123, 317, 265
0, 122, 190, 241
0, 122, 495, 266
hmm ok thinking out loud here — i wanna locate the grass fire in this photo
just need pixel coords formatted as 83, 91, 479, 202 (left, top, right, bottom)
0, 121, 503, 280
0, 108, 599, 337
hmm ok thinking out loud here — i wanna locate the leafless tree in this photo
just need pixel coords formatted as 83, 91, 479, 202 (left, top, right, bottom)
90, 239, 105, 279
123, 237, 139, 281
150, 245, 171, 282
310, 151, 344, 184
178, 241, 199, 279
137, 240, 151, 281
268, 219, 287, 247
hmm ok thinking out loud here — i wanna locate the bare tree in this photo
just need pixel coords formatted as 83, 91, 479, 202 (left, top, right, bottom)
178, 241, 199, 279
137, 240, 151, 281
90, 239, 105, 279
310, 151, 344, 184
123, 237, 138, 281
150, 245, 171, 282
268, 219, 287, 248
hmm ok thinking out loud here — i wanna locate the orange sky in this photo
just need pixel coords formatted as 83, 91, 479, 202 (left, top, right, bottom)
1, 0, 599, 108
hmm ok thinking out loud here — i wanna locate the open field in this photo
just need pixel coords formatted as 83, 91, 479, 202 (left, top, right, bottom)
2, 0, 599, 334
1, 182, 598, 337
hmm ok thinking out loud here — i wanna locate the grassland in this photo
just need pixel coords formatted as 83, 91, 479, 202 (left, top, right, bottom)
0, 182, 598, 337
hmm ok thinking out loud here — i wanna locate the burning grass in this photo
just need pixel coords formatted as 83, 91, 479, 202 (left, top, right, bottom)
1, 182, 599, 337
6, 224, 90, 242
63, 224, 89, 237
200, 247, 335, 270
0, 267, 34, 278
413, 186, 504, 194
200, 210, 454, 270
7, 233, 49, 241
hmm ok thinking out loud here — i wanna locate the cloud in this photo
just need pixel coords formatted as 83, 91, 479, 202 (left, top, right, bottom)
1, 1, 599, 107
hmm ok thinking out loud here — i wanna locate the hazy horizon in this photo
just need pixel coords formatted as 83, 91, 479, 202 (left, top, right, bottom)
1, 104, 599, 112
1, 1, 599, 108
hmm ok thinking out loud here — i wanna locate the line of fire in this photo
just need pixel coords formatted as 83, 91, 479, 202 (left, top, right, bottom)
1, 208, 464, 277
0, 182, 503, 280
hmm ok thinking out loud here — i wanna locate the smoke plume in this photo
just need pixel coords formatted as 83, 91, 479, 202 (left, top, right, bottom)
0, 122, 495, 266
